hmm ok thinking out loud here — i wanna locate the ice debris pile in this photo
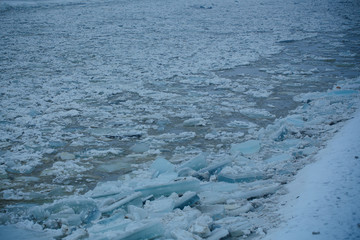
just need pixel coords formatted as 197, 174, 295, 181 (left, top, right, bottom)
24, 156, 279, 240
2, 81, 359, 240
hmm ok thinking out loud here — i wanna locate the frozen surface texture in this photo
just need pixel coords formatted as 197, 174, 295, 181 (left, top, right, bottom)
0, 0, 360, 239
263, 108, 360, 240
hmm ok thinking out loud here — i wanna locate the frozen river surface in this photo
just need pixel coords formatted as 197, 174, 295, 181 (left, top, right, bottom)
0, 0, 360, 239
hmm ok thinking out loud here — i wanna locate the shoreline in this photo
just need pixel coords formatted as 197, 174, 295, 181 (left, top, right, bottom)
262, 107, 360, 240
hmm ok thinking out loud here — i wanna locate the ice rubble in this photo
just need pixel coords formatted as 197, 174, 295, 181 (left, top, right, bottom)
1, 0, 360, 237
0, 81, 358, 239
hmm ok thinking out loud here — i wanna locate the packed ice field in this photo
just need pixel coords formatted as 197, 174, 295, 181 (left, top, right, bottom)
0, 0, 360, 239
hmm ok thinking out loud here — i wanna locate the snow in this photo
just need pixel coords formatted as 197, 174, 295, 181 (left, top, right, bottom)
263, 108, 360, 240
0, 0, 359, 239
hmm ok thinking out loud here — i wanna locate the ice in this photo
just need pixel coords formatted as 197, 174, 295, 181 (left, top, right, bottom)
151, 157, 175, 178
225, 202, 253, 216
183, 118, 206, 127
129, 143, 149, 153
174, 191, 200, 210
265, 153, 292, 164
214, 217, 252, 237
217, 171, 264, 183
29, 197, 100, 228
230, 140, 261, 155
115, 220, 164, 240
227, 120, 257, 129
0, 224, 56, 240
189, 215, 213, 238
135, 179, 201, 197
177, 167, 196, 177
88, 218, 131, 237
90, 220, 164, 240
170, 229, 201, 240
200, 182, 240, 193
56, 152, 75, 160
179, 153, 208, 171
97, 211, 126, 225
199, 159, 232, 175
127, 205, 148, 221
199, 191, 228, 205
327, 89, 358, 96
239, 108, 275, 119
230, 183, 281, 200
144, 197, 175, 217
197, 205, 225, 220
97, 160, 131, 173
100, 192, 142, 215
63, 228, 87, 240
1, 0, 360, 239
206, 228, 229, 240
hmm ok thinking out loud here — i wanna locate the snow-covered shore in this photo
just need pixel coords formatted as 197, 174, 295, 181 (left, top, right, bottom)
1, 0, 360, 239
263, 108, 360, 240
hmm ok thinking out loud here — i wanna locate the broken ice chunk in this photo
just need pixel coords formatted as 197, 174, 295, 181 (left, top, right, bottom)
135, 179, 200, 197
177, 167, 196, 177
230, 183, 280, 200
328, 89, 358, 96
151, 157, 175, 177
230, 140, 260, 155
214, 217, 252, 237
88, 218, 131, 237
98, 159, 131, 173
197, 205, 225, 220
189, 215, 213, 238
206, 228, 229, 240
239, 108, 274, 119
116, 220, 164, 240
183, 118, 206, 127
29, 197, 100, 227
293, 146, 318, 157
199, 159, 232, 175
179, 153, 207, 171
225, 202, 253, 216
265, 153, 292, 164
171, 229, 202, 240
130, 143, 149, 153
127, 205, 148, 221
174, 191, 200, 210
233, 155, 256, 168
97, 211, 126, 225
144, 198, 175, 218
217, 171, 264, 183
56, 152, 75, 160
63, 228, 87, 240
200, 182, 240, 193
100, 192, 143, 215
199, 191, 228, 205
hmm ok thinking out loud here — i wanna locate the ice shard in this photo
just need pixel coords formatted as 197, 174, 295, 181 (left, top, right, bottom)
197, 205, 225, 220
265, 153, 292, 164
179, 153, 207, 171
151, 157, 175, 177
230, 183, 280, 200
217, 171, 264, 183
214, 217, 252, 237
29, 197, 100, 227
135, 179, 200, 197
230, 140, 260, 155
174, 191, 200, 210
100, 192, 143, 215
206, 228, 229, 240
199, 159, 232, 175
113, 220, 164, 240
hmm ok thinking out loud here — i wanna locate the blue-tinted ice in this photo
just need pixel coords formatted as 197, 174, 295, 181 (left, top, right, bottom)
1, 0, 359, 239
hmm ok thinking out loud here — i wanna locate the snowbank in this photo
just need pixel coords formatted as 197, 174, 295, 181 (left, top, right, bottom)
263, 108, 360, 240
